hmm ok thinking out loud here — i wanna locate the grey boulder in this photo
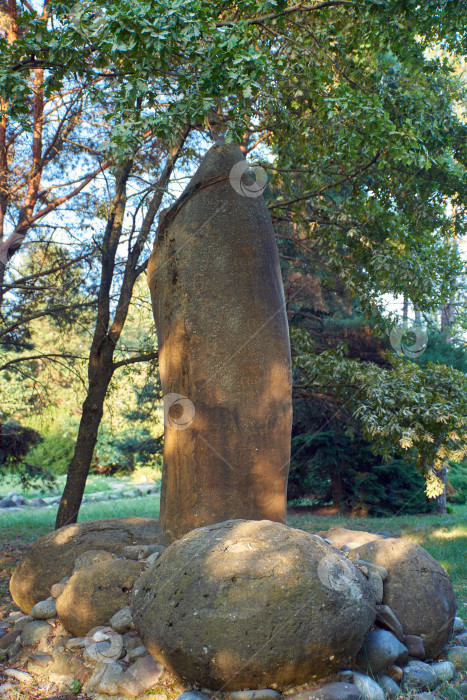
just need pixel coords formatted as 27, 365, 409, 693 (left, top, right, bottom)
357, 630, 408, 674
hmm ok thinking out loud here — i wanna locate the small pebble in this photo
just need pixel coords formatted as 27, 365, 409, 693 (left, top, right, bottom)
447, 645, 467, 670
30, 597, 56, 619
50, 582, 66, 599
21, 619, 52, 645
453, 616, 466, 634
230, 691, 281, 700
110, 607, 134, 633
28, 651, 53, 668
430, 661, 454, 682
456, 631, 467, 646
4, 668, 34, 684
65, 637, 88, 650
127, 644, 148, 662
352, 672, 385, 700
145, 551, 161, 566
377, 674, 400, 696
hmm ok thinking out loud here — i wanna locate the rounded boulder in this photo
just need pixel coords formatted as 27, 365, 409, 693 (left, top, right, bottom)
351, 538, 455, 658
56, 558, 143, 636
131, 519, 377, 690
315, 528, 384, 550
10, 517, 158, 613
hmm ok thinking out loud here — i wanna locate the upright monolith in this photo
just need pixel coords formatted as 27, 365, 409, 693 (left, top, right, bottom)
148, 143, 292, 544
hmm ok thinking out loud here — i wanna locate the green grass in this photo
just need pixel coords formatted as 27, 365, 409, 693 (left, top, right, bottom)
0, 494, 160, 540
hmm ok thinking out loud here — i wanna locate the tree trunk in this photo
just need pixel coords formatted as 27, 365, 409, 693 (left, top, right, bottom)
330, 469, 345, 512
55, 345, 114, 527
434, 466, 447, 515
55, 161, 132, 528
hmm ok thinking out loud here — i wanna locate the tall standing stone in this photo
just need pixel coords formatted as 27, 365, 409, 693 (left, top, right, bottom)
148, 143, 292, 544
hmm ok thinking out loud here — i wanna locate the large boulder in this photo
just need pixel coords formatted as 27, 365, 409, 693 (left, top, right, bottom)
350, 538, 455, 658
131, 519, 377, 690
10, 517, 159, 612
56, 558, 144, 637
315, 528, 384, 550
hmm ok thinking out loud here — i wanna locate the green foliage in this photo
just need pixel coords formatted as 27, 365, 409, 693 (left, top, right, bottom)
28, 422, 78, 476
291, 326, 467, 498
289, 428, 431, 516
0, 420, 55, 489
69, 680, 83, 694
447, 461, 467, 504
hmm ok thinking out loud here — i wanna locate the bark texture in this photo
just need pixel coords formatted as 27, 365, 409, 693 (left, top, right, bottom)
148, 143, 292, 544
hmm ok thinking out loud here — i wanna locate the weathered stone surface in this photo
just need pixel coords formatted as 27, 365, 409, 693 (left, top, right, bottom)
117, 655, 164, 697
131, 519, 376, 689
56, 559, 143, 636
30, 597, 56, 619
73, 549, 117, 572
357, 629, 408, 674
287, 683, 362, 700
352, 673, 385, 700
404, 635, 425, 659
148, 143, 292, 545
351, 538, 456, 658
21, 619, 52, 645
412, 694, 442, 700
377, 674, 400, 696
375, 606, 404, 642
456, 631, 467, 646
10, 517, 159, 612
457, 681, 467, 698
430, 661, 454, 682
447, 645, 467, 670
314, 529, 384, 550
402, 661, 437, 689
